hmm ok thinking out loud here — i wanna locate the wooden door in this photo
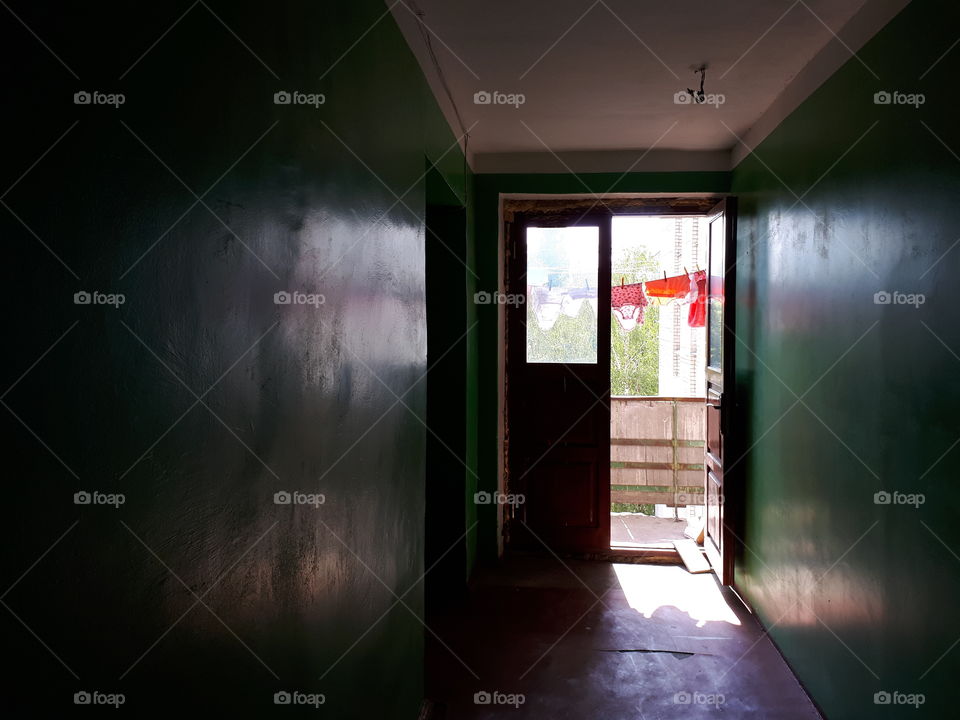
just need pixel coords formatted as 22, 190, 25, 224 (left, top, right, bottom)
506, 212, 611, 552
703, 198, 737, 584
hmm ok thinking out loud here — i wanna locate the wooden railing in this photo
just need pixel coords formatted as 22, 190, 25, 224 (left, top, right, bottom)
610, 396, 706, 507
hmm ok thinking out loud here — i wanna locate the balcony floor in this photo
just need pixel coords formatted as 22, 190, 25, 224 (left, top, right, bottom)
610, 512, 691, 546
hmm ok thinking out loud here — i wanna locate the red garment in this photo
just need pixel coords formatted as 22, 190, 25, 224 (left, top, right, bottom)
644, 273, 692, 300
687, 270, 707, 328
610, 282, 648, 331
611, 282, 647, 309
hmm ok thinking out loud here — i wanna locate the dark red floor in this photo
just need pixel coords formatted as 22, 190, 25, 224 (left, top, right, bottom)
426, 554, 822, 719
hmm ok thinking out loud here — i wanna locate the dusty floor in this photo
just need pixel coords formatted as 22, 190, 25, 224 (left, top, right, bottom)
610, 513, 691, 546
426, 554, 822, 719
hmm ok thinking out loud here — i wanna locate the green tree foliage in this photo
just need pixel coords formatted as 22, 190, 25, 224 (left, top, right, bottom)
526, 300, 597, 363
611, 246, 660, 396
611, 306, 659, 396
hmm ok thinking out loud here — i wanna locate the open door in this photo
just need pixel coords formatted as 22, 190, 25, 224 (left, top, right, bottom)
703, 198, 737, 584
506, 212, 611, 552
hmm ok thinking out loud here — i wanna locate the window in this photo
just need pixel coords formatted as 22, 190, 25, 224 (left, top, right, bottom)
525, 226, 599, 363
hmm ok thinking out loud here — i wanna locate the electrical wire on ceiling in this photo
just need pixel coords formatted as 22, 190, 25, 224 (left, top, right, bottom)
405, 0, 471, 204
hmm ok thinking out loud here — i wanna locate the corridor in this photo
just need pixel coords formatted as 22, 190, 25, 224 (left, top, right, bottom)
427, 556, 821, 719
2, 0, 957, 717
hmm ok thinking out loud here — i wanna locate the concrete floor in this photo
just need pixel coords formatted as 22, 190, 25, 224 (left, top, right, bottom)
426, 555, 822, 719
610, 513, 691, 545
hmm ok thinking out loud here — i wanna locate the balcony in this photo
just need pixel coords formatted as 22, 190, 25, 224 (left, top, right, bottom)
610, 396, 706, 546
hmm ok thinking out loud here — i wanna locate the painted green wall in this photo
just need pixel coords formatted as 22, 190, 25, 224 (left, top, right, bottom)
731, 1, 960, 717
471, 172, 730, 561
1, 1, 465, 716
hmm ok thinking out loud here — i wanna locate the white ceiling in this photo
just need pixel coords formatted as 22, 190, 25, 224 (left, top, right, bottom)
390, 0, 909, 170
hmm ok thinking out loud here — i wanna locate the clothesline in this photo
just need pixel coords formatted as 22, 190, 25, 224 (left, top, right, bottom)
527, 269, 708, 334
610, 270, 707, 332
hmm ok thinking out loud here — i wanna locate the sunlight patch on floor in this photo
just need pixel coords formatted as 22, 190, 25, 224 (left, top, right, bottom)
613, 563, 741, 627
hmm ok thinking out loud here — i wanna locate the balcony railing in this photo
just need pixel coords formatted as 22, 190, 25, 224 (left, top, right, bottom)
610, 396, 706, 507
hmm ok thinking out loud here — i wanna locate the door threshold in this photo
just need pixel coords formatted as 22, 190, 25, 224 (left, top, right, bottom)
610, 540, 677, 550
508, 546, 682, 565
589, 546, 682, 564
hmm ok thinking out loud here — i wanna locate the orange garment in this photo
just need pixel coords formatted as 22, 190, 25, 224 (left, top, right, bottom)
644, 273, 692, 300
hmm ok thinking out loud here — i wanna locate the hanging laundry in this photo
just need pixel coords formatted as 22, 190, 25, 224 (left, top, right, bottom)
528, 285, 563, 331
530, 285, 598, 330
610, 282, 648, 332
560, 287, 598, 318
644, 272, 694, 303
687, 269, 707, 328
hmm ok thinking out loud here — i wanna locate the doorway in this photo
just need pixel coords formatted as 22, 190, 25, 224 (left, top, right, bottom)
609, 215, 708, 550
503, 198, 737, 583
425, 191, 469, 610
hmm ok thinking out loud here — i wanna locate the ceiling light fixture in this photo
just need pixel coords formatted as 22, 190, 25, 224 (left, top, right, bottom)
685, 66, 707, 104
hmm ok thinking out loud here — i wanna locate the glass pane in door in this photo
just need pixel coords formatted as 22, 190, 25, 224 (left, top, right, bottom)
525, 226, 599, 363
707, 215, 725, 370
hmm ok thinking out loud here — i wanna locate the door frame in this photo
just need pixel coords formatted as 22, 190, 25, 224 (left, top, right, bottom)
703, 197, 739, 585
496, 195, 736, 559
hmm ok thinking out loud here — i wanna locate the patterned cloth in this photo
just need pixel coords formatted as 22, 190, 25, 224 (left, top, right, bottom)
610, 282, 648, 332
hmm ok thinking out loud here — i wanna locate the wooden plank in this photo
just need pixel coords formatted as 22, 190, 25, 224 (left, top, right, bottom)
674, 539, 711, 573
611, 490, 701, 507
611, 461, 704, 471
611, 395, 706, 403
611, 461, 674, 471
611, 490, 681, 505
610, 484, 703, 492
611, 470, 705, 486
610, 438, 705, 448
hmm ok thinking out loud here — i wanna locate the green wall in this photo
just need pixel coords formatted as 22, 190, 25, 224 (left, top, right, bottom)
731, 1, 959, 717
0, 1, 466, 716
471, 172, 730, 561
